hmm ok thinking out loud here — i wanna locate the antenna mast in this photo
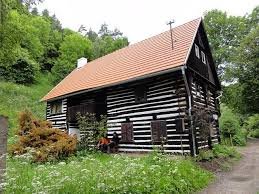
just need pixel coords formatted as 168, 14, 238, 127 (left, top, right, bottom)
167, 20, 175, 50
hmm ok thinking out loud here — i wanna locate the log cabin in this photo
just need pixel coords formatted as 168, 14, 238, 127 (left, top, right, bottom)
42, 18, 221, 156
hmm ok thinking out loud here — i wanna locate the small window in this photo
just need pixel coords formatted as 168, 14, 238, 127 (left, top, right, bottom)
201, 51, 206, 64
175, 118, 185, 133
135, 86, 147, 103
195, 44, 200, 58
196, 85, 202, 97
50, 101, 62, 114
121, 122, 133, 142
151, 120, 167, 142
206, 91, 211, 104
198, 33, 205, 49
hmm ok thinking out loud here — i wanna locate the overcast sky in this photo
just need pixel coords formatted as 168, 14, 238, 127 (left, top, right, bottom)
37, 0, 258, 44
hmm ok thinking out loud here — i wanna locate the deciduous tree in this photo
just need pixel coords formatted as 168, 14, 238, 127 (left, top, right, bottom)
52, 33, 92, 83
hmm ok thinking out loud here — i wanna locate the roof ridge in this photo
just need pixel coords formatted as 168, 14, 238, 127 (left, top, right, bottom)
128, 17, 202, 47
79, 17, 202, 70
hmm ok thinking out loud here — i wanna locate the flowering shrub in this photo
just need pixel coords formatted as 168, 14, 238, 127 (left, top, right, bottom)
76, 113, 107, 151
10, 110, 77, 162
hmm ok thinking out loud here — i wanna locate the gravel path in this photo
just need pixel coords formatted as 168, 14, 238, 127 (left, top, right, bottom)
200, 139, 259, 194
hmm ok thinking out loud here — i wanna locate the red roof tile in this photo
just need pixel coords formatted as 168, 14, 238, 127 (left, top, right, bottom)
42, 18, 201, 101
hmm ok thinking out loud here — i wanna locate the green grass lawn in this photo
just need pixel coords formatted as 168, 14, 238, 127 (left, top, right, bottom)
0, 73, 53, 138
4, 152, 213, 194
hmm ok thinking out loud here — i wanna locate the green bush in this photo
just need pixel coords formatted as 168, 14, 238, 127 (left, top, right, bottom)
219, 105, 247, 146
1, 50, 40, 84
250, 129, 259, 138
212, 144, 240, 158
219, 105, 240, 137
245, 114, 259, 138
196, 144, 240, 161
233, 129, 247, 146
196, 150, 214, 161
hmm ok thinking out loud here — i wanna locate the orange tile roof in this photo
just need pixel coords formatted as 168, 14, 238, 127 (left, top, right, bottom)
42, 18, 201, 101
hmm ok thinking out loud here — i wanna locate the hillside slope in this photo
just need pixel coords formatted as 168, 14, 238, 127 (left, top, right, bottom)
0, 74, 53, 137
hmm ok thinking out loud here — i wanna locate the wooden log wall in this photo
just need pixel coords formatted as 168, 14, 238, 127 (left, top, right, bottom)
46, 98, 68, 130
191, 80, 219, 150
107, 73, 191, 153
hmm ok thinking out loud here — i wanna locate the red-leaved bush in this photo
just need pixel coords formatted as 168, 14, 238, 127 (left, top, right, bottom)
10, 110, 76, 162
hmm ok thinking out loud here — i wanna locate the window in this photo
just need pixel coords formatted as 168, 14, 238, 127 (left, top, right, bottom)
50, 101, 62, 114
195, 44, 200, 58
198, 33, 205, 49
201, 51, 206, 64
135, 86, 147, 103
206, 90, 211, 104
121, 122, 133, 142
175, 118, 185, 133
197, 85, 202, 97
151, 120, 167, 142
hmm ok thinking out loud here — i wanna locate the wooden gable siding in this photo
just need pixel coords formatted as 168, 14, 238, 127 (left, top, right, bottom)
191, 79, 220, 150
106, 72, 191, 153
187, 25, 219, 88
188, 38, 210, 80
46, 98, 67, 130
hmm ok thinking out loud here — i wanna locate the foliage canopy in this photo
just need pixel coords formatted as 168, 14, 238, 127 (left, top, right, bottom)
204, 6, 259, 115
0, 1, 129, 84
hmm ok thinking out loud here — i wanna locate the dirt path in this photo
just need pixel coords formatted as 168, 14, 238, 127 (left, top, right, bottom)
200, 139, 259, 194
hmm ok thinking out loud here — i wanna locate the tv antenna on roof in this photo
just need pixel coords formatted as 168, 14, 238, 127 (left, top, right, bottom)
167, 19, 175, 50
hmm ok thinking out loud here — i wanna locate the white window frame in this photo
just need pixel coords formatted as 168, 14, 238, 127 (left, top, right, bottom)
50, 101, 63, 115
195, 44, 200, 58
201, 51, 206, 64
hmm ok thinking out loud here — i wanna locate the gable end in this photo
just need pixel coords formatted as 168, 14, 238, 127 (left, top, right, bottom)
186, 20, 221, 90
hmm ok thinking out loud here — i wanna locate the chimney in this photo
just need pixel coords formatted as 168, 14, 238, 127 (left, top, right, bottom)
77, 57, 87, 68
